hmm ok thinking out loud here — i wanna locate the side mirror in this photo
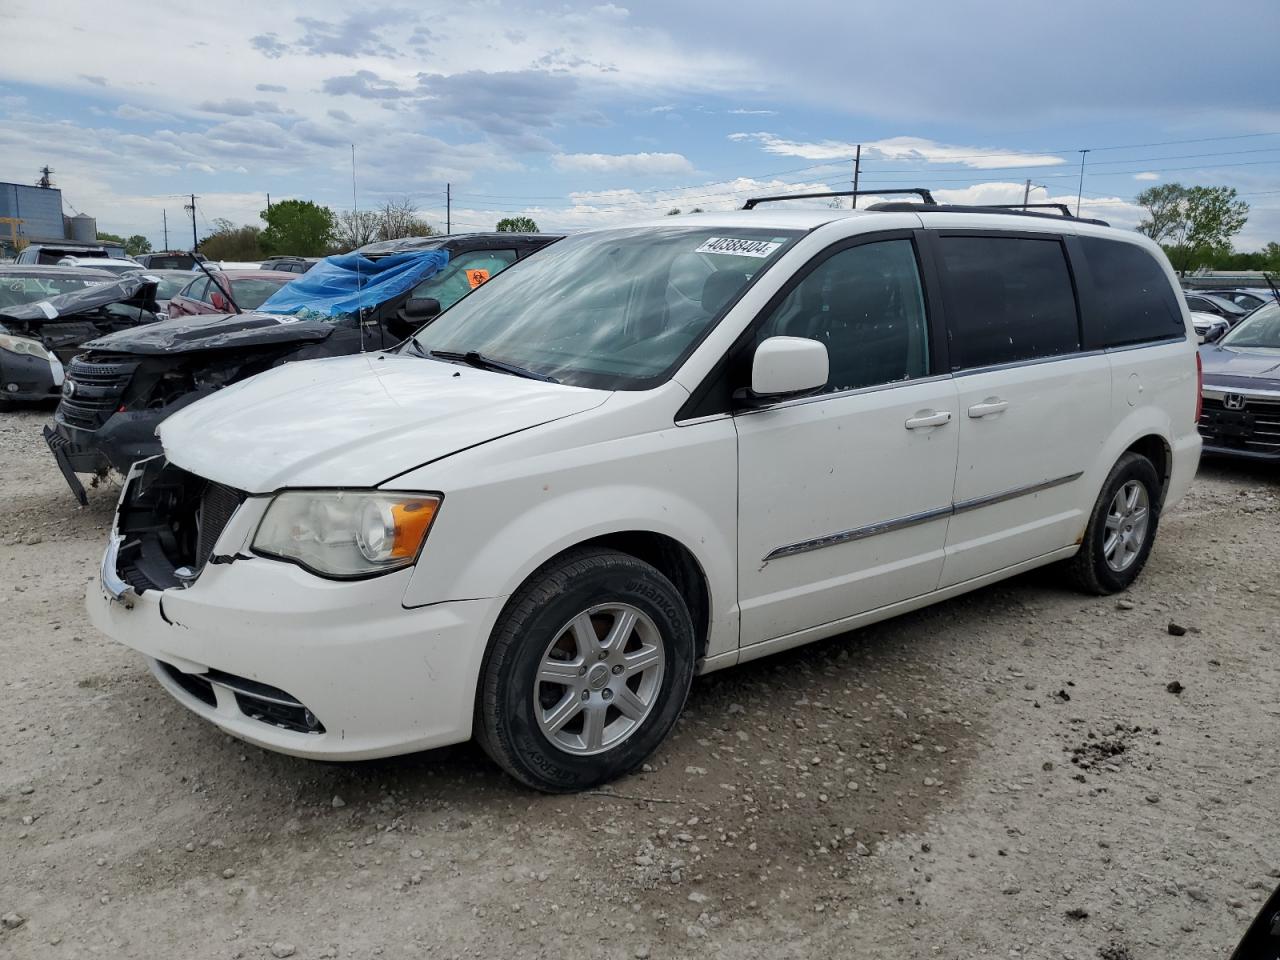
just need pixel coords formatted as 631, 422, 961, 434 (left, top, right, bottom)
1204, 323, 1227, 343
401, 297, 441, 323
748, 336, 829, 402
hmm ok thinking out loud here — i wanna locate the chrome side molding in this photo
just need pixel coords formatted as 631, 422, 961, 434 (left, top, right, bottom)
764, 471, 1083, 562
952, 471, 1083, 515
764, 505, 953, 561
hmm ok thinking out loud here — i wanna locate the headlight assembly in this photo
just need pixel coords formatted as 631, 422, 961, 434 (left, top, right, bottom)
0, 333, 52, 361
252, 490, 441, 578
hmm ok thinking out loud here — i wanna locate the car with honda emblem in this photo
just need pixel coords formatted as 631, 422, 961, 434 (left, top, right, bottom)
1198, 300, 1280, 461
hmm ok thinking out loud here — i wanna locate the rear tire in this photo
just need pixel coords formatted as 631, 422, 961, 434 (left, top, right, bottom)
1067, 452, 1162, 595
475, 548, 695, 792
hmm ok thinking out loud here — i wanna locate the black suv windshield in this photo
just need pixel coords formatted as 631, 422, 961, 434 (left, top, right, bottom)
408, 226, 800, 389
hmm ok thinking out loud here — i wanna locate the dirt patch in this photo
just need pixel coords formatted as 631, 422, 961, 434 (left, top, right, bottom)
1, 408, 1278, 959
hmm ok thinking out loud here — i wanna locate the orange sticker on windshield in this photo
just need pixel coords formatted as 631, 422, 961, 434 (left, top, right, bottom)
466, 268, 490, 289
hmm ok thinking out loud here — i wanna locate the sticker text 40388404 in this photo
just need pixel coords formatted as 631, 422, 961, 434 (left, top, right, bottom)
694, 237, 782, 259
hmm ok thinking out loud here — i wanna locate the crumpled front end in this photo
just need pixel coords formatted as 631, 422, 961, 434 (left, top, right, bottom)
87, 458, 501, 759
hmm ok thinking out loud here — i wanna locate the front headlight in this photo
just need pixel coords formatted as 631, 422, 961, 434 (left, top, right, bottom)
0, 333, 52, 361
252, 490, 441, 578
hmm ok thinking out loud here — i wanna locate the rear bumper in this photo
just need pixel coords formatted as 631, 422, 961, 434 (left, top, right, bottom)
1164, 431, 1202, 510
87, 542, 505, 760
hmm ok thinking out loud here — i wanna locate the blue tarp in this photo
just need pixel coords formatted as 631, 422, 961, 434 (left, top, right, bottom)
257, 249, 450, 317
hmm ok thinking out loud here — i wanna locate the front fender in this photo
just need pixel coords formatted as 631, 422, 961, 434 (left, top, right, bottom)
399, 418, 740, 660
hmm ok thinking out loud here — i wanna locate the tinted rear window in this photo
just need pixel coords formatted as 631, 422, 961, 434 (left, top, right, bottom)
939, 236, 1080, 370
1079, 237, 1183, 347
231, 277, 288, 309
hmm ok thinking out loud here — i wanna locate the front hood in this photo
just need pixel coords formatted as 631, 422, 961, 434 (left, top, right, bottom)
159, 352, 610, 491
1200, 344, 1280, 387
83, 311, 335, 355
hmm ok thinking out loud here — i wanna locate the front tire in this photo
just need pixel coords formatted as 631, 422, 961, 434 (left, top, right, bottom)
475, 548, 695, 792
1068, 452, 1162, 595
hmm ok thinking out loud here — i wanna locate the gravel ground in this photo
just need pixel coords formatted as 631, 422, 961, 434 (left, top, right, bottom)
1, 406, 1278, 960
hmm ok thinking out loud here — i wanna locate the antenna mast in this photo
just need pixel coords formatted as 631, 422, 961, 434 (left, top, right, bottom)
352, 144, 365, 354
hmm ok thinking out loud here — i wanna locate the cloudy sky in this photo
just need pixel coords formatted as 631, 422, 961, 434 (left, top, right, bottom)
3, 0, 1279, 249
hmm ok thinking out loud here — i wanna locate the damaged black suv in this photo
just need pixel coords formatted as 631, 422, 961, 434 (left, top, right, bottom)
46, 232, 556, 502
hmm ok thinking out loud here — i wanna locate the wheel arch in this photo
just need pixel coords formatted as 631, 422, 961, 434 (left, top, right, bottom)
1123, 433, 1172, 506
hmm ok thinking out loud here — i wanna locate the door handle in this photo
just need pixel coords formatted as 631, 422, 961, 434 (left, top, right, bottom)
967, 398, 1009, 418
904, 409, 952, 430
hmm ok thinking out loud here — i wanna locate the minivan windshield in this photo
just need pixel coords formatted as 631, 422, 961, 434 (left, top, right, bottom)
407, 226, 802, 389
1220, 302, 1280, 350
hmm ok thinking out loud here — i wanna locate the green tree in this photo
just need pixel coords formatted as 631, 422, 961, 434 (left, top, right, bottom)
1136, 183, 1249, 274
259, 199, 336, 256
200, 218, 265, 261
97, 231, 126, 245
496, 216, 539, 233
1261, 241, 1280, 272
124, 234, 152, 256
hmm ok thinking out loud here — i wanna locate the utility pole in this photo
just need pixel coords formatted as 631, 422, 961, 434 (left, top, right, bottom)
446, 183, 451, 234
851, 145, 861, 209
162, 210, 169, 251
1023, 179, 1032, 210
184, 194, 198, 251
1075, 150, 1090, 217
266, 192, 272, 216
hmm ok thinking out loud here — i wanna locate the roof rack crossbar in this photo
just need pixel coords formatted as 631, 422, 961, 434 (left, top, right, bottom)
982, 203, 1076, 217
741, 188, 935, 210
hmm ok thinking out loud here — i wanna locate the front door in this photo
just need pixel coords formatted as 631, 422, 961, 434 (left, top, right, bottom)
735, 236, 960, 647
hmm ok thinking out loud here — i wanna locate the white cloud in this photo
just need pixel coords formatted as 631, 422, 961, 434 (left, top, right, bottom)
552, 152, 694, 176
730, 132, 1066, 169
113, 104, 173, 122
1133, 171, 1160, 180
727, 108, 777, 116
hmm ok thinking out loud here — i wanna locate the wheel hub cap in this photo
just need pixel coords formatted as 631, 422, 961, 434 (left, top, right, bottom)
533, 603, 665, 756
1102, 480, 1150, 573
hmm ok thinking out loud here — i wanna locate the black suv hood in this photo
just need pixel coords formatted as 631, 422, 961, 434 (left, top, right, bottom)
83, 310, 337, 355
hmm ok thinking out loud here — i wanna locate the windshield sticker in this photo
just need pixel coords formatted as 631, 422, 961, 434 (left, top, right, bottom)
35, 300, 58, 319
695, 237, 782, 259
466, 268, 491, 289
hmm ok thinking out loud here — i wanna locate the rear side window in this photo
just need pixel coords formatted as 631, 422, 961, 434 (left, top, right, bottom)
939, 235, 1079, 370
1079, 237, 1184, 347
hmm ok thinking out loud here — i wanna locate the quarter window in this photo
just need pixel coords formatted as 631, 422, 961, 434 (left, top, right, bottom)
754, 239, 930, 393
939, 236, 1079, 370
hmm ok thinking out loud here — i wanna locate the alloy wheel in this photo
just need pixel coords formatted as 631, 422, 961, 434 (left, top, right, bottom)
533, 603, 665, 756
1103, 480, 1150, 573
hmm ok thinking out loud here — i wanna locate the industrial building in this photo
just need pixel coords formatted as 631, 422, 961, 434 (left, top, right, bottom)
0, 169, 99, 257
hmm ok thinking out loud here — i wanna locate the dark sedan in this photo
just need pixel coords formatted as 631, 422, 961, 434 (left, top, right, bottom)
1198, 302, 1280, 460
1185, 291, 1249, 324
0, 265, 119, 407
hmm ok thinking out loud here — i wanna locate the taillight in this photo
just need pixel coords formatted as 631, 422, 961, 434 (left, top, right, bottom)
1194, 351, 1203, 424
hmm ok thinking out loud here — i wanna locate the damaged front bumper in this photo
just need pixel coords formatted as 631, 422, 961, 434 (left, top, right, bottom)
0, 348, 62, 403
88, 460, 502, 760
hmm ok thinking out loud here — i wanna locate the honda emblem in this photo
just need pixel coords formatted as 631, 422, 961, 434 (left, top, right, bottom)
1223, 394, 1246, 410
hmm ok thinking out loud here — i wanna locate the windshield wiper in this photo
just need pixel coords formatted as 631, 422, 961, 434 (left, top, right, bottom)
428, 349, 559, 383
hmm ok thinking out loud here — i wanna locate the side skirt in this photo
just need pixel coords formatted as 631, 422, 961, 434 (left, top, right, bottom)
731, 544, 1079, 668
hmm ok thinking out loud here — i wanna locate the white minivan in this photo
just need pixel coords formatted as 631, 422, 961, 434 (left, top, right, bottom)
89, 198, 1202, 791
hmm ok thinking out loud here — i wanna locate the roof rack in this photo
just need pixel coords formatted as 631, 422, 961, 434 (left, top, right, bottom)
741, 188, 935, 210
984, 203, 1075, 217
865, 201, 1109, 227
